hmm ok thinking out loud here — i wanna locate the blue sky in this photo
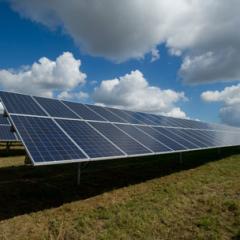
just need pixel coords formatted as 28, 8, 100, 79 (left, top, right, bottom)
0, 1, 240, 126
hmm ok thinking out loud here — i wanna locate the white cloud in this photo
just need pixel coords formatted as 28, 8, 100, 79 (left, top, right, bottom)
201, 84, 240, 126
93, 70, 187, 118
0, 52, 86, 97
8, 0, 240, 83
151, 48, 160, 62
58, 91, 89, 101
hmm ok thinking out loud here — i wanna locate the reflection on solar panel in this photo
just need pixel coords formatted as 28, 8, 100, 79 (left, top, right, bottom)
0, 125, 18, 141
0, 91, 239, 166
0, 91, 47, 116
11, 115, 87, 164
34, 96, 79, 118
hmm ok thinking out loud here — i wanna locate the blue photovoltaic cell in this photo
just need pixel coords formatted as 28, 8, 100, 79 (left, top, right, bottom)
137, 126, 187, 151
34, 97, 79, 118
63, 101, 107, 121
87, 105, 127, 123
153, 127, 199, 149
0, 91, 47, 116
106, 108, 144, 124
0, 125, 17, 141
125, 111, 156, 125
197, 130, 224, 146
56, 119, 124, 158
89, 122, 151, 155
145, 114, 171, 126
171, 129, 208, 148
115, 124, 171, 153
0, 114, 9, 125
185, 129, 219, 147
11, 115, 87, 164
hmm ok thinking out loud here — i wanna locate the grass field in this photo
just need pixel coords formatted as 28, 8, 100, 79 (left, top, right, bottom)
0, 146, 240, 240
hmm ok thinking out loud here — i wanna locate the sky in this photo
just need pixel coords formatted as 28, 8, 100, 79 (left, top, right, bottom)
0, 0, 240, 126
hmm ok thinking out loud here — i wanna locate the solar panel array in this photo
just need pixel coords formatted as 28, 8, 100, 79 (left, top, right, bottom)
0, 91, 240, 166
0, 113, 19, 142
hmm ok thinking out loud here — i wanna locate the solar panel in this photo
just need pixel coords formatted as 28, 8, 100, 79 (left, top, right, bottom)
86, 104, 127, 123
106, 107, 145, 124
0, 91, 47, 116
155, 127, 204, 149
10, 115, 87, 165
136, 126, 187, 151
0, 125, 18, 141
171, 128, 209, 148
63, 101, 107, 121
123, 111, 155, 125
144, 114, 171, 127
89, 122, 152, 155
0, 114, 10, 125
115, 124, 172, 153
189, 129, 223, 147
56, 119, 125, 159
34, 96, 79, 118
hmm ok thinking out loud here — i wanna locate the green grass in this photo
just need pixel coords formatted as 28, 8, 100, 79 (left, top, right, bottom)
0, 147, 240, 239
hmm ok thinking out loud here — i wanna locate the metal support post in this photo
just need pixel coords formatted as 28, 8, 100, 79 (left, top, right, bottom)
6, 142, 10, 152
77, 163, 81, 186
179, 152, 183, 164
217, 148, 221, 156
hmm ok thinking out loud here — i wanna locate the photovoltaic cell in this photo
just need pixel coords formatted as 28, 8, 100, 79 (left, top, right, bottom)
153, 127, 199, 149
115, 124, 171, 153
56, 119, 125, 158
87, 104, 127, 123
137, 126, 187, 151
125, 111, 156, 125
11, 115, 87, 164
34, 96, 79, 118
106, 107, 144, 124
0, 125, 17, 141
185, 129, 220, 147
63, 101, 107, 121
172, 129, 208, 148
89, 122, 151, 155
0, 91, 47, 116
145, 114, 171, 126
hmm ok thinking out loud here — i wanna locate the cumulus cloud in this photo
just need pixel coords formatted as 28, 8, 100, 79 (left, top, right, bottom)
93, 70, 187, 118
0, 52, 86, 97
151, 48, 160, 62
57, 91, 89, 101
201, 84, 240, 126
8, 0, 240, 83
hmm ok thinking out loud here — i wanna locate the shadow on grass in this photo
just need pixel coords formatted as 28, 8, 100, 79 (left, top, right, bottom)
0, 146, 239, 221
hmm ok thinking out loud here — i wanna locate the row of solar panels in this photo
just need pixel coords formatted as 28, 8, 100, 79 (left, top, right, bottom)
0, 91, 239, 132
10, 115, 240, 164
0, 114, 19, 142
0, 91, 240, 166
